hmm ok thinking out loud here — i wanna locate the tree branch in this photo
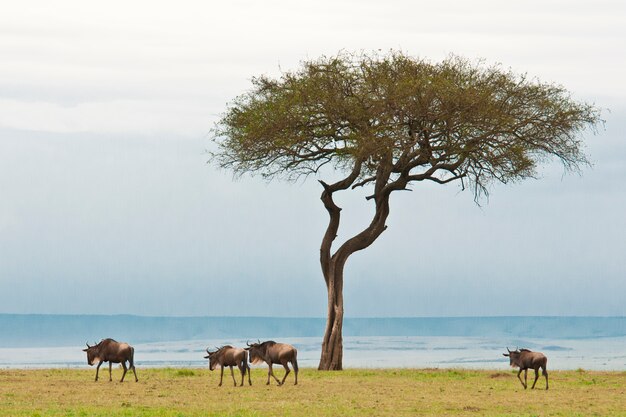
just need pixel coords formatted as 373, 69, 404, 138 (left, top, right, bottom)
351, 176, 376, 189
319, 159, 364, 284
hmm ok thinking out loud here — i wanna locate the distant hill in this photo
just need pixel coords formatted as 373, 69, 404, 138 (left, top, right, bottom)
1, 315, 625, 347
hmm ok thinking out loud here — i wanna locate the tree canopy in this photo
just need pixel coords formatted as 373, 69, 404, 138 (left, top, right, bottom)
211, 51, 602, 370
213, 52, 601, 200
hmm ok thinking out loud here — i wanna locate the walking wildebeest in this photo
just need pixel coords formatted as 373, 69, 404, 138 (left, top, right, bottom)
503, 347, 548, 390
246, 340, 298, 385
204, 345, 251, 387
82, 338, 138, 382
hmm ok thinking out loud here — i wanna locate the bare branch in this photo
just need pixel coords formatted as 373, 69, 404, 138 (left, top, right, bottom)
351, 176, 376, 189
425, 174, 466, 185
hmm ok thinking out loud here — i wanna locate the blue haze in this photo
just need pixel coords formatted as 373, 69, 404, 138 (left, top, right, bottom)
1, 116, 625, 318
2, 315, 626, 348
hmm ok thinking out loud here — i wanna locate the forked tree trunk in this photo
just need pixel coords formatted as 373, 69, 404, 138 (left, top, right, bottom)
317, 169, 394, 370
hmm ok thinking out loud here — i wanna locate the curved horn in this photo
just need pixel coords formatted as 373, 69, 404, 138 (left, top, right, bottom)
85, 342, 90, 348
206, 348, 210, 354
507, 347, 511, 353
257, 339, 260, 344
246, 340, 251, 347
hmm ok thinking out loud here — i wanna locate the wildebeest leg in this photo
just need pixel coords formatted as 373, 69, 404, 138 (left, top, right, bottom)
543, 367, 549, 390
279, 360, 290, 386
129, 346, 138, 382
524, 369, 528, 389
268, 363, 281, 385
237, 361, 245, 386
120, 361, 128, 382
531, 368, 539, 389
516, 368, 526, 389
95, 361, 103, 381
218, 365, 224, 387
247, 362, 252, 386
229, 365, 237, 386
108, 362, 113, 382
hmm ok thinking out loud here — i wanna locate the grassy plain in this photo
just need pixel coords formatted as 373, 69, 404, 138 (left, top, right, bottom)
1, 368, 625, 416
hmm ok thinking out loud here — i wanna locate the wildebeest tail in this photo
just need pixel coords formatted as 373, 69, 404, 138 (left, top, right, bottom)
242, 350, 249, 375
293, 351, 298, 373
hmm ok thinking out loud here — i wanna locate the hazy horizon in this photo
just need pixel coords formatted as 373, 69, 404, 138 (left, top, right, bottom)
3, 312, 626, 319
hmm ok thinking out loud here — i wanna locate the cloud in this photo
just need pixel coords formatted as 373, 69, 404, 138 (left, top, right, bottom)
2, 0, 624, 135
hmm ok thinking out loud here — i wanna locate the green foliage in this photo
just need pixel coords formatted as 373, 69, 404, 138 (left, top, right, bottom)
212, 51, 602, 200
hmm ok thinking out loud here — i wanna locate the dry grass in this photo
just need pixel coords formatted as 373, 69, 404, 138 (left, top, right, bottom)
1, 368, 625, 416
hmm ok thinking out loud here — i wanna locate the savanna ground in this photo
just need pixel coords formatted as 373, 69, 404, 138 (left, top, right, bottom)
1, 368, 625, 416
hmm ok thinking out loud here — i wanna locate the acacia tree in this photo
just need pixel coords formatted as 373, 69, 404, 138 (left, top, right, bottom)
211, 52, 601, 370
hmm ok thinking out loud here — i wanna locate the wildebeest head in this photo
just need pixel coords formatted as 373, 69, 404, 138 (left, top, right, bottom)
502, 347, 522, 367
82, 342, 101, 366
204, 346, 229, 371
245, 340, 273, 364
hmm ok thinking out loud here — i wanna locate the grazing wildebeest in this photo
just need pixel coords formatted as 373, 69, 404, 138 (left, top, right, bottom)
82, 338, 138, 382
503, 347, 548, 390
246, 340, 298, 385
204, 345, 251, 387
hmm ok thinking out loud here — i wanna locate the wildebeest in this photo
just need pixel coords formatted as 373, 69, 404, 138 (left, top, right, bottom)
82, 338, 138, 382
204, 345, 251, 387
503, 347, 548, 390
246, 340, 298, 385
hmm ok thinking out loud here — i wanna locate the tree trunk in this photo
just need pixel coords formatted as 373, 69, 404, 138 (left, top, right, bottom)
316, 161, 395, 371
317, 195, 391, 370
318, 257, 345, 370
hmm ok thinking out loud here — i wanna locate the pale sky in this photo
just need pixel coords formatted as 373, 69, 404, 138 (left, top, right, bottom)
1, 0, 625, 317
